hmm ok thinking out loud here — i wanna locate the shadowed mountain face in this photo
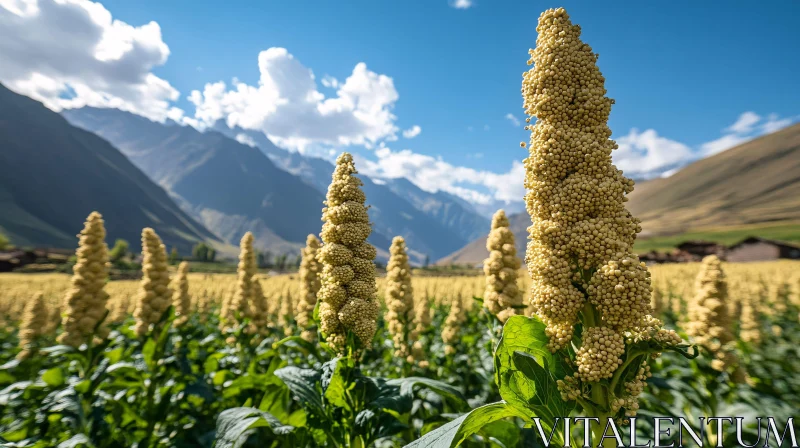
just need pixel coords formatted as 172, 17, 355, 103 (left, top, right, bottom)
62, 107, 325, 255
64, 108, 488, 263
211, 126, 491, 262
626, 123, 800, 236
0, 84, 219, 253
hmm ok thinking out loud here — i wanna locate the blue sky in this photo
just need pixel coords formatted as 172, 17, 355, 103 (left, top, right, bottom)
1, 0, 798, 204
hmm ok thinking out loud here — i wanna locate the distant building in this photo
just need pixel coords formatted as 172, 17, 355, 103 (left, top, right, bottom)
676, 241, 727, 259
726, 237, 800, 263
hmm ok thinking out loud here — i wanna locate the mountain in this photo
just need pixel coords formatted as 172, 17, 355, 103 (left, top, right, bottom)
62, 107, 326, 256
437, 211, 529, 266
627, 123, 800, 236
381, 178, 490, 242
0, 84, 220, 253
185, 123, 484, 263
63, 108, 483, 263
214, 127, 493, 250
439, 123, 800, 264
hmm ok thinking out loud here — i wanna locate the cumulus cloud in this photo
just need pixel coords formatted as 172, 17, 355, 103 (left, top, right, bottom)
615, 111, 796, 179
450, 0, 473, 9
504, 113, 520, 126
185, 48, 400, 152
356, 145, 524, 205
614, 129, 693, 178
0, 0, 180, 122
402, 125, 421, 139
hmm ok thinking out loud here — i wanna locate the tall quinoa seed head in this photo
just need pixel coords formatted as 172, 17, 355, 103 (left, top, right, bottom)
134, 228, 172, 338
522, 7, 682, 419
385, 236, 417, 361
222, 232, 257, 330
59, 211, 111, 348
172, 261, 191, 326
317, 152, 379, 356
297, 234, 322, 341
17, 292, 49, 360
483, 209, 523, 322
687, 255, 738, 372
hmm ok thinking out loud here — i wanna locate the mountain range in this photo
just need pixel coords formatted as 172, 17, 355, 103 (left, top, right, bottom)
62, 107, 490, 263
0, 84, 220, 253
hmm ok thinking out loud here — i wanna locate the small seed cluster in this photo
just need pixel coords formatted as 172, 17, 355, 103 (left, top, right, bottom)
483, 210, 523, 323
17, 293, 49, 360
133, 228, 172, 337
172, 261, 191, 327
223, 232, 257, 329
575, 327, 625, 382
687, 255, 738, 372
318, 153, 379, 354
296, 235, 322, 341
385, 236, 417, 360
58, 212, 111, 347
442, 292, 466, 356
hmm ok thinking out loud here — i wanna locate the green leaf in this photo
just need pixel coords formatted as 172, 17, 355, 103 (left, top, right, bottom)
493, 315, 572, 429
41, 367, 64, 387
403, 401, 522, 448
57, 434, 94, 448
385, 377, 467, 410
274, 366, 324, 416
321, 358, 349, 409
215, 407, 295, 448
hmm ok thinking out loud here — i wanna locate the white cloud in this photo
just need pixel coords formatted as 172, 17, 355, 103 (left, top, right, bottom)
402, 125, 421, 139
450, 0, 473, 9
761, 113, 793, 134
700, 133, 751, 156
725, 111, 760, 134
321, 75, 339, 89
615, 111, 797, 179
235, 133, 257, 147
614, 128, 693, 178
701, 111, 795, 156
504, 113, 520, 126
186, 48, 400, 153
356, 145, 524, 205
0, 0, 179, 122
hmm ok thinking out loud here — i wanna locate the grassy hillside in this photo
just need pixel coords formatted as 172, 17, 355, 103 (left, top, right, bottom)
0, 84, 221, 254
627, 123, 800, 235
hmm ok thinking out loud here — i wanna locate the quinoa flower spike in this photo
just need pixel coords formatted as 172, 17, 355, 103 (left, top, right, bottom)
483, 209, 523, 323
384, 236, 423, 366
297, 234, 322, 342
522, 7, 685, 428
133, 228, 173, 338
317, 152, 380, 357
17, 292, 49, 360
59, 211, 111, 348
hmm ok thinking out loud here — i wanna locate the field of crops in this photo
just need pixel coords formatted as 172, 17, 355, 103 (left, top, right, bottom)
2, 254, 799, 447
2, 7, 800, 448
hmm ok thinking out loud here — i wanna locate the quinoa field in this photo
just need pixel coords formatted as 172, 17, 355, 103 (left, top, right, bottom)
1, 7, 799, 448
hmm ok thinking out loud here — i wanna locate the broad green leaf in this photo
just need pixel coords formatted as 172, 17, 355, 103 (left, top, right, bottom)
57, 434, 93, 447
41, 367, 64, 387
321, 358, 349, 409
403, 401, 522, 448
215, 407, 294, 448
274, 366, 324, 416
494, 315, 572, 429
385, 377, 467, 410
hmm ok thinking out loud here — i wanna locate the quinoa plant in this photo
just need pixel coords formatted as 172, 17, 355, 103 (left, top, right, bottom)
411, 8, 692, 447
